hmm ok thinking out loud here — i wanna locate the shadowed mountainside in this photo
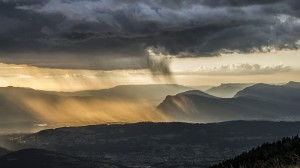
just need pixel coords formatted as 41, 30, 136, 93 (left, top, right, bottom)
158, 82, 300, 123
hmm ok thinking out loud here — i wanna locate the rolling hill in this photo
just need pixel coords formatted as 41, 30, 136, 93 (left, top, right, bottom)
158, 82, 300, 123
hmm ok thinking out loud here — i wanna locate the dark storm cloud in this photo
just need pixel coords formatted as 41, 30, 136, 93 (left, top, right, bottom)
0, 0, 300, 71
200, 0, 282, 7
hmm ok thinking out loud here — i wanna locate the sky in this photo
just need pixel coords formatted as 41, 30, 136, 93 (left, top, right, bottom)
1, 49, 299, 91
0, 0, 300, 91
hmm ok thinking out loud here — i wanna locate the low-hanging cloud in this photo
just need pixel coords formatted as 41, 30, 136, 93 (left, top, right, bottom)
147, 48, 172, 75
187, 63, 293, 75
1, 0, 300, 71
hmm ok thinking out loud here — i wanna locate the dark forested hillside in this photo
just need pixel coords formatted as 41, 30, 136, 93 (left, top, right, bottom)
211, 136, 300, 168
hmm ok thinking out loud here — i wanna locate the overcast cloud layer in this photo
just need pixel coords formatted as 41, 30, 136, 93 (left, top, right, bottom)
0, 0, 300, 70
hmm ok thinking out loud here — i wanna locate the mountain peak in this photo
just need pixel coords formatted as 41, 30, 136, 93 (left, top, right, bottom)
287, 81, 300, 84
178, 90, 215, 98
286, 81, 300, 89
206, 83, 253, 98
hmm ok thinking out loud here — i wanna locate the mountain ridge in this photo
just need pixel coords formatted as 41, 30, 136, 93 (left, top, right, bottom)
158, 82, 300, 122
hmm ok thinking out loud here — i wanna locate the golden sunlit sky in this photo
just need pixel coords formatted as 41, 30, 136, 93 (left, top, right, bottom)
1, 50, 299, 91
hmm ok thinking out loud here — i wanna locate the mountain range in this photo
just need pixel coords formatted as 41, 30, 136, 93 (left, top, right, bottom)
1, 82, 300, 134
158, 82, 300, 123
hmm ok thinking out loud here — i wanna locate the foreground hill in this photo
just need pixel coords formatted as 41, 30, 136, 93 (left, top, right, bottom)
211, 136, 300, 168
6, 121, 300, 167
206, 83, 253, 98
0, 149, 123, 168
158, 82, 300, 122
